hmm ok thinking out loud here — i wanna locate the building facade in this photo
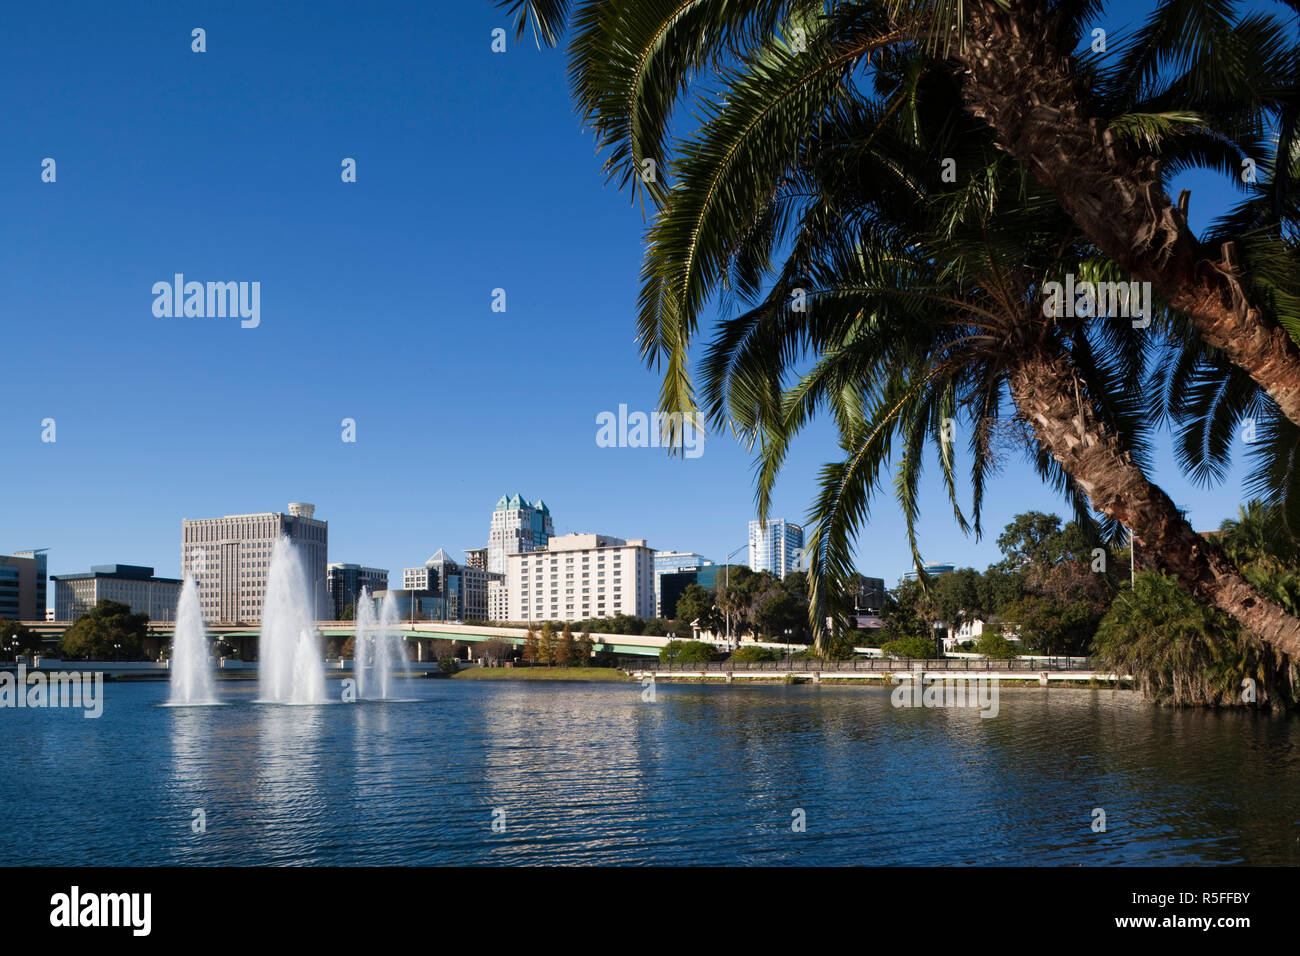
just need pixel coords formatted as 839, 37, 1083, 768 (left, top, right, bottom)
373, 589, 446, 622
0, 550, 47, 621
652, 551, 715, 617
659, 564, 720, 622
506, 533, 655, 623
403, 549, 501, 622
52, 565, 183, 622
488, 494, 553, 574
903, 563, 956, 581
327, 563, 389, 620
748, 519, 804, 579
488, 580, 509, 622
464, 548, 488, 571
182, 502, 328, 623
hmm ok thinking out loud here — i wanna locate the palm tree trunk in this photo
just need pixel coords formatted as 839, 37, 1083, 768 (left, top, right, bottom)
1007, 334, 1300, 658
955, 0, 1300, 428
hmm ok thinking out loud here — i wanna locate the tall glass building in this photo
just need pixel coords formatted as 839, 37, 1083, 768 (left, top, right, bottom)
748, 519, 804, 579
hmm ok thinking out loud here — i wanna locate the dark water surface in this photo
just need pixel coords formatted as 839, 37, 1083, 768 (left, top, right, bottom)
2, 678, 1297, 865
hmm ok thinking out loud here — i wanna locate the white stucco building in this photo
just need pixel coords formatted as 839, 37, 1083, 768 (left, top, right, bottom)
506, 533, 654, 622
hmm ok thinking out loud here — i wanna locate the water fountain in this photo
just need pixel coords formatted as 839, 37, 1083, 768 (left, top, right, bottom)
352, 587, 410, 700
167, 576, 220, 705
258, 536, 326, 704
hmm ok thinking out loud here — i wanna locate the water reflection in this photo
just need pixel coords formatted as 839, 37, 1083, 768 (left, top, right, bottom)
1, 679, 1296, 865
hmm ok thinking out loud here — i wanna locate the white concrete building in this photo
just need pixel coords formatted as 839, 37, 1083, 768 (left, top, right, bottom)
182, 502, 328, 623
488, 580, 509, 622
506, 533, 655, 622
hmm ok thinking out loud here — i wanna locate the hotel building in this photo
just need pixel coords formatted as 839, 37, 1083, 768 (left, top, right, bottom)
182, 502, 329, 623
506, 533, 654, 623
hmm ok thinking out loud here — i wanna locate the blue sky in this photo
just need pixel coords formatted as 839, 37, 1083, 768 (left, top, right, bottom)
0, 0, 1254, 605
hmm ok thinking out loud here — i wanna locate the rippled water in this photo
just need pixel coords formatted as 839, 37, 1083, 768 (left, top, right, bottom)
2, 679, 1297, 865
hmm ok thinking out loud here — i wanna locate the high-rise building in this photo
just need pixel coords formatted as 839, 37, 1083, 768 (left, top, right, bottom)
464, 548, 488, 571
507, 533, 655, 623
748, 519, 804, 579
488, 494, 553, 574
52, 565, 183, 622
652, 551, 715, 617
403, 549, 500, 621
0, 550, 48, 621
327, 564, 389, 620
182, 502, 328, 623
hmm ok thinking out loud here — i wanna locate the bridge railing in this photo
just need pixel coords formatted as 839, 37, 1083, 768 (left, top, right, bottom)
630, 657, 1098, 673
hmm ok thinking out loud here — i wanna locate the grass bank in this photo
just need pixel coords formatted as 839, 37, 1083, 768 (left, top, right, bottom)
452, 667, 631, 682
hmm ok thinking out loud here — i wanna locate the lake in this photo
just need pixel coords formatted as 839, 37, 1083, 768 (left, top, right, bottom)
2, 678, 1296, 865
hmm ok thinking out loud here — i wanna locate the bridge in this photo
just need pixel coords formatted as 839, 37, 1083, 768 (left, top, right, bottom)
19, 620, 684, 659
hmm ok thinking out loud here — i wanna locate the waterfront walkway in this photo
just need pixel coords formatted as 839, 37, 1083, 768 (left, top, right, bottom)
628, 658, 1126, 683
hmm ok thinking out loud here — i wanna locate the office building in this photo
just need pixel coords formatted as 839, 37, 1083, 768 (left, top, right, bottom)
52, 565, 183, 622
506, 533, 655, 623
653, 551, 715, 617
748, 519, 804, 579
373, 589, 445, 623
0, 550, 48, 621
403, 549, 501, 621
659, 564, 720, 621
182, 502, 328, 623
488, 494, 553, 574
464, 548, 488, 571
327, 563, 389, 620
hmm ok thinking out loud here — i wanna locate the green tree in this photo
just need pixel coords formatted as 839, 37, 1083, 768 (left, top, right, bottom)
555, 623, 576, 667
972, 627, 1019, 660
0, 619, 41, 658
576, 632, 594, 667
522, 626, 540, 663
1094, 572, 1297, 710
881, 635, 936, 660
730, 644, 779, 663
538, 622, 557, 665
659, 640, 716, 665
60, 600, 148, 660
674, 583, 720, 634
339, 603, 355, 621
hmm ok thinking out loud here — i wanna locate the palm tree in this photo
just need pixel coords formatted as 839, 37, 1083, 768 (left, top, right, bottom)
498, 0, 1300, 655
502, 0, 1300, 425
1094, 571, 1297, 710
950, 0, 1300, 428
